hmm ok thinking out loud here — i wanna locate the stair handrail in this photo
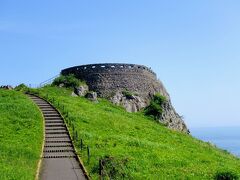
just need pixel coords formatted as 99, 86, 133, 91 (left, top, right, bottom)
39, 74, 60, 88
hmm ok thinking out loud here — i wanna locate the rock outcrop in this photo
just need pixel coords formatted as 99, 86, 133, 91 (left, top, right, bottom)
74, 85, 89, 96
0, 85, 13, 90
159, 101, 189, 133
110, 91, 148, 112
85, 91, 98, 102
109, 90, 189, 133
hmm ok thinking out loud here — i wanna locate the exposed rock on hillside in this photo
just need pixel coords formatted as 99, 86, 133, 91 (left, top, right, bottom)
0, 85, 13, 90
74, 85, 88, 96
110, 91, 148, 112
110, 90, 189, 133
159, 101, 189, 133
85, 91, 98, 102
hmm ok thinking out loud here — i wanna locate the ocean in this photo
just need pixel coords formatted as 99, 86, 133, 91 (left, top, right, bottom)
190, 127, 240, 157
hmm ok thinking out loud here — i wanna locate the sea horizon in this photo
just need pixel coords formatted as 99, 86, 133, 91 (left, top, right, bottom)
190, 126, 240, 157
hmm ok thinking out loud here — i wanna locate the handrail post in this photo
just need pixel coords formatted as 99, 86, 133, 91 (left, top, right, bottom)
87, 146, 90, 164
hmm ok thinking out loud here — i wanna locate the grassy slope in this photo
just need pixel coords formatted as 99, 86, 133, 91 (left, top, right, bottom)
37, 87, 240, 179
0, 90, 43, 180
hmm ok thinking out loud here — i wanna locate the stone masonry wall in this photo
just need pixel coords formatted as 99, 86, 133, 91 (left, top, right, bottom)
61, 63, 169, 99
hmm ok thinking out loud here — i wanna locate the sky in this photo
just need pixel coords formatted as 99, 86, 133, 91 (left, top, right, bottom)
0, 0, 240, 129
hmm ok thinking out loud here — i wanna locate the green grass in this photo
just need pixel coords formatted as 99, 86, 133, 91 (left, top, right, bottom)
0, 90, 43, 180
34, 87, 240, 179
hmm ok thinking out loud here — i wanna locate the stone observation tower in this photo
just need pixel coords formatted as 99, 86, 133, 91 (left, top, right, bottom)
61, 63, 169, 98
61, 63, 188, 133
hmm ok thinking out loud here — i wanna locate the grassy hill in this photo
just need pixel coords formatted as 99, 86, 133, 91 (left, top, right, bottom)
33, 86, 240, 179
0, 89, 43, 180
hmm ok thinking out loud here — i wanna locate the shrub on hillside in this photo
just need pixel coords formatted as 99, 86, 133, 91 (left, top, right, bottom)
52, 74, 84, 88
122, 89, 136, 99
214, 171, 238, 180
144, 93, 166, 120
14, 83, 29, 92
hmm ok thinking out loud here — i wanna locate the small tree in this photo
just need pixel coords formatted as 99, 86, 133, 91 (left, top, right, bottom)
144, 93, 166, 120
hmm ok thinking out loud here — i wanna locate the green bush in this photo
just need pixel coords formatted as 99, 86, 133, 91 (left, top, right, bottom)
144, 93, 166, 119
52, 74, 84, 88
153, 93, 167, 105
215, 171, 239, 180
122, 89, 135, 99
14, 83, 29, 92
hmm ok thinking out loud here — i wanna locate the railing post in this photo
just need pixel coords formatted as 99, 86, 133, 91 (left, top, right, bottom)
87, 146, 90, 164
80, 139, 83, 151
99, 159, 103, 179
75, 131, 78, 142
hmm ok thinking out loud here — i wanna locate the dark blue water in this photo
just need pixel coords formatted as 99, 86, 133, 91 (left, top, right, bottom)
191, 127, 240, 157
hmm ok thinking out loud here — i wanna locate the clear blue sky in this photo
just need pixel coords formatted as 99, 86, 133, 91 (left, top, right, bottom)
1, 0, 240, 129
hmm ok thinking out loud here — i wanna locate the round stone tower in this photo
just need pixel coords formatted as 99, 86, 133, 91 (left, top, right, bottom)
61, 63, 169, 99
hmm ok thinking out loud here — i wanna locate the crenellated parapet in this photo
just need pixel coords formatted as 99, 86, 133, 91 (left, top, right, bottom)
61, 63, 156, 77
